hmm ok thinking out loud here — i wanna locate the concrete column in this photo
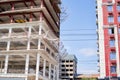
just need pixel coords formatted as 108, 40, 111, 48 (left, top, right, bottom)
29, 14, 33, 22
38, 25, 42, 50
43, 59, 46, 77
39, 12, 43, 22
40, 0, 44, 8
7, 28, 12, 51
7, 41, 10, 51
56, 65, 59, 80
0, 60, 3, 73
4, 55, 9, 74
25, 54, 30, 80
30, 1, 33, 8
49, 63, 51, 79
27, 27, 31, 50
35, 53, 40, 80
25, 54, 29, 74
53, 65, 56, 80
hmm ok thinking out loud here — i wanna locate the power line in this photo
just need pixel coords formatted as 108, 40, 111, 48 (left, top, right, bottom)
61, 38, 115, 41
60, 29, 96, 31
61, 34, 96, 36
62, 39, 97, 41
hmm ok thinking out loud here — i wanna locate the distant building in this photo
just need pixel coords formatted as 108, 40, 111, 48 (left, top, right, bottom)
59, 54, 77, 80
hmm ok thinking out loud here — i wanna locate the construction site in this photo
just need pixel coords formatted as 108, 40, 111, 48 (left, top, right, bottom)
0, 0, 61, 80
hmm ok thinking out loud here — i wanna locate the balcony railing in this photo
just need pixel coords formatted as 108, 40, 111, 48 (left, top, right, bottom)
8, 69, 25, 73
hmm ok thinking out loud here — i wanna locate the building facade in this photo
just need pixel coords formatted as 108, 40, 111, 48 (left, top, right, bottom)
0, 0, 61, 80
96, 0, 120, 79
60, 54, 77, 80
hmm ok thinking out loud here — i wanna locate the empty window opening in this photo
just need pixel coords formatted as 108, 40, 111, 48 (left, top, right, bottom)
46, 48, 50, 54
108, 28, 114, 34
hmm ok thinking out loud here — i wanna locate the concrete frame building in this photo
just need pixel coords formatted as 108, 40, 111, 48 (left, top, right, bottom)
60, 54, 77, 80
0, 0, 61, 80
96, 0, 120, 79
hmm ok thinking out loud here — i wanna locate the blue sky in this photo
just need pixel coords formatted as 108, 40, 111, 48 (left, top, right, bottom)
60, 0, 98, 74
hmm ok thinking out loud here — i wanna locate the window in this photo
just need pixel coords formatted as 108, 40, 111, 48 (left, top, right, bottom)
117, 3, 120, 11
118, 16, 120, 22
62, 60, 65, 62
117, 5, 120, 10
66, 60, 69, 62
108, 28, 114, 34
61, 73, 65, 76
70, 69, 73, 71
118, 28, 120, 33
70, 60, 73, 62
111, 65, 116, 73
66, 73, 69, 76
70, 74, 73, 76
61, 69, 65, 71
70, 65, 73, 67
66, 69, 69, 71
66, 65, 69, 67
108, 16, 114, 23
61, 65, 65, 67
110, 51, 116, 60
107, 5, 113, 11
109, 39, 115, 47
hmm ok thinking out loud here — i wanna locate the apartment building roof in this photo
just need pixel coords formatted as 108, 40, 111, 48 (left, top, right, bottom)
61, 54, 77, 62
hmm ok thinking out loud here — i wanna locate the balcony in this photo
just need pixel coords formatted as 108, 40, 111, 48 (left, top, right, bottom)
44, 0, 60, 21
8, 69, 25, 74
0, 6, 42, 15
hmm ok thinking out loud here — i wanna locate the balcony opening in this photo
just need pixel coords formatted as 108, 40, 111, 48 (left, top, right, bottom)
0, 56, 5, 73
108, 28, 114, 34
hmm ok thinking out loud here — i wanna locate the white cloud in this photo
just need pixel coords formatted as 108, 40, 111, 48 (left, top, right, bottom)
79, 48, 97, 57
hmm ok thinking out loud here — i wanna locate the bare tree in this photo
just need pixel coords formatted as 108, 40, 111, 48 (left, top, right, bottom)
60, 4, 68, 23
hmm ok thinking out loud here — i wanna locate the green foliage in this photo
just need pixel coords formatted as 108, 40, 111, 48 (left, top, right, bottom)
81, 78, 97, 80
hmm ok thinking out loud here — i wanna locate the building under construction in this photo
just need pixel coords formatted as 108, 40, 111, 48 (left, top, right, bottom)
0, 0, 61, 80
